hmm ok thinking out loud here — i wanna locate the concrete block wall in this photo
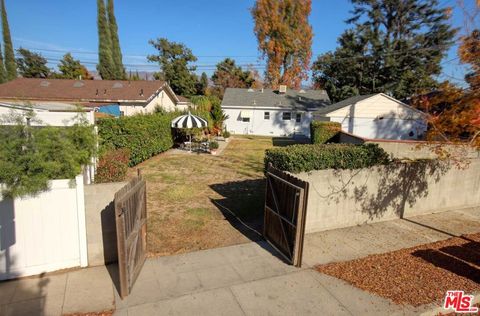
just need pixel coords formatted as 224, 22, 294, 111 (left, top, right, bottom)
296, 158, 480, 233
84, 182, 126, 266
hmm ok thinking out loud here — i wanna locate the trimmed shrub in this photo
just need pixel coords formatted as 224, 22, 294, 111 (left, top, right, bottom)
0, 112, 96, 198
97, 112, 179, 166
310, 121, 341, 144
209, 141, 219, 149
265, 143, 390, 173
95, 148, 130, 183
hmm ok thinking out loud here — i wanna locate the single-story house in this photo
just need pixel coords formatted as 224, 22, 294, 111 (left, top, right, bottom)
221, 86, 331, 137
0, 78, 187, 116
313, 93, 427, 140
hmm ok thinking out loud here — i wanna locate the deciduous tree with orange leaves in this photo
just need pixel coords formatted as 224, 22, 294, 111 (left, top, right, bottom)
251, 0, 312, 89
414, 1, 480, 150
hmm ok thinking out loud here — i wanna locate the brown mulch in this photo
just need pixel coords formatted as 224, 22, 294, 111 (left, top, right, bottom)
63, 311, 113, 316
316, 233, 480, 307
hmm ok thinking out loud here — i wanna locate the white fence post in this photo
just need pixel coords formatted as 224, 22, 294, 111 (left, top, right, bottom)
76, 175, 89, 267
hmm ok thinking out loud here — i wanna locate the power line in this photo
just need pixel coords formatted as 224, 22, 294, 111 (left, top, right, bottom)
17, 41, 461, 64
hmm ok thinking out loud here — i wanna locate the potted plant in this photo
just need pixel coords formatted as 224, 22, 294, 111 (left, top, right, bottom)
209, 141, 219, 155
222, 130, 231, 142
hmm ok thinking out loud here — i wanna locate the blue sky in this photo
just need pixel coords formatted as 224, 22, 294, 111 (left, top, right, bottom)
7, 0, 474, 85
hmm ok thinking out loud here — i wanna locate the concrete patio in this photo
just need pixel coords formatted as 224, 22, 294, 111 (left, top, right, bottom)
0, 207, 478, 315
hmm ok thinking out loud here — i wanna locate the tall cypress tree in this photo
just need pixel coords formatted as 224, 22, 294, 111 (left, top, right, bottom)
97, 0, 115, 80
107, 0, 125, 79
0, 44, 7, 83
1, 0, 16, 81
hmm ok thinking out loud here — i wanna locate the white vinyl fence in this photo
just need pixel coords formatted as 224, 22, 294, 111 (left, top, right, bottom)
0, 175, 88, 280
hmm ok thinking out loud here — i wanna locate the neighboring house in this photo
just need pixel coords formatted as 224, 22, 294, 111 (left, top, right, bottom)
0, 101, 95, 126
177, 95, 193, 109
0, 78, 187, 116
314, 93, 427, 140
222, 86, 331, 137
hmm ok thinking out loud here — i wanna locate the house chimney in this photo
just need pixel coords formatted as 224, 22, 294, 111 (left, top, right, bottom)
279, 85, 287, 94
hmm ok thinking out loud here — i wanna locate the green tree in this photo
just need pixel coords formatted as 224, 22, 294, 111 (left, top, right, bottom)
57, 53, 92, 80
210, 99, 229, 132
0, 44, 7, 83
97, 0, 115, 80
107, 0, 125, 79
147, 38, 198, 96
1, 0, 16, 81
252, 0, 313, 89
313, 0, 456, 101
16, 48, 50, 78
211, 58, 255, 98
128, 70, 141, 81
196, 72, 209, 95
0, 111, 96, 198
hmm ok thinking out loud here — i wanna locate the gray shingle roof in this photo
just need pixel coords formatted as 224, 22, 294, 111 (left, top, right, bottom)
313, 94, 378, 115
221, 88, 331, 111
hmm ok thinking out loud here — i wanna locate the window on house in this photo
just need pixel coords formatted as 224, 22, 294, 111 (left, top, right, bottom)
120, 111, 125, 117
242, 117, 250, 122
264, 112, 270, 120
282, 112, 291, 120
296, 113, 301, 123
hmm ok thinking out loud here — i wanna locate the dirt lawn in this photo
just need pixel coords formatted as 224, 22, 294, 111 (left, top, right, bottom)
128, 136, 292, 256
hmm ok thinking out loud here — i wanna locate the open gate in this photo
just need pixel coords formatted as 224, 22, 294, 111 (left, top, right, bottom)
264, 164, 309, 267
114, 170, 147, 299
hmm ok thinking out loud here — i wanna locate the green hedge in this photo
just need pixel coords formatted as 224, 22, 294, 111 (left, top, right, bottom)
0, 120, 96, 198
265, 143, 390, 173
310, 121, 341, 144
97, 113, 178, 166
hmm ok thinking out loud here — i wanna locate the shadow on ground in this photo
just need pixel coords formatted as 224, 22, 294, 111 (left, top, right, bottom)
210, 179, 265, 243
413, 239, 480, 284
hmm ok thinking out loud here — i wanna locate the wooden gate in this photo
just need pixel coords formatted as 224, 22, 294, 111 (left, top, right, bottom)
264, 164, 309, 267
114, 171, 147, 299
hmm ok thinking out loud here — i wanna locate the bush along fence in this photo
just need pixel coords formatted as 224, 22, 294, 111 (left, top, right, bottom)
97, 112, 181, 167
310, 121, 341, 144
0, 118, 96, 198
96, 111, 212, 182
264, 143, 391, 173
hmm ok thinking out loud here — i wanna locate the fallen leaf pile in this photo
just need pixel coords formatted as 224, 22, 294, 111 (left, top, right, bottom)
316, 233, 480, 306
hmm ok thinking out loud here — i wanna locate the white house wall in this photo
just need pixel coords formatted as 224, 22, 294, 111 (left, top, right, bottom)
329, 116, 426, 140
0, 106, 94, 127
0, 175, 87, 280
119, 90, 186, 116
325, 94, 426, 140
326, 94, 422, 119
223, 108, 312, 137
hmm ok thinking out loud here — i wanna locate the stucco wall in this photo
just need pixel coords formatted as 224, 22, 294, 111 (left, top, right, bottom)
325, 94, 427, 140
119, 90, 183, 116
84, 182, 126, 266
223, 108, 313, 137
329, 116, 425, 140
0, 106, 94, 126
295, 158, 480, 233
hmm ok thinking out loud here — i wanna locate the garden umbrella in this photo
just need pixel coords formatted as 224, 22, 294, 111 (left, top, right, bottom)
171, 112, 208, 151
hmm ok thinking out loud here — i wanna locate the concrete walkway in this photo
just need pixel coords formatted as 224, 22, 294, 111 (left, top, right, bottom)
1, 207, 479, 315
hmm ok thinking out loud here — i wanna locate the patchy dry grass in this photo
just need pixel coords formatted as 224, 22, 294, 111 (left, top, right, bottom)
129, 136, 279, 256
